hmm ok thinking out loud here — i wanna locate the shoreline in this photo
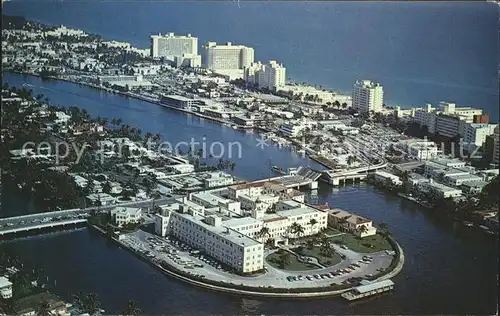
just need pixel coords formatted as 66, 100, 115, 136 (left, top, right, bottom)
88, 224, 404, 299
6, 70, 336, 170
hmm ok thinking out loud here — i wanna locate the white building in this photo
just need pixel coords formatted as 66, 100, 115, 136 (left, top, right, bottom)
201, 42, 254, 71
202, 172, 234, 188
398, 139, 439, 160
110, 207, 142, 227
352, 80, 384, 113
0, 276, 12, 299
154, 207, 264, 274
279, 123, 304, 137
418, 179, 462, 198
150, 33, 198, 59
374, 171, 402, 185
444, 174, 483, 187
463, 123, 497, 151
244, 60, 286, 91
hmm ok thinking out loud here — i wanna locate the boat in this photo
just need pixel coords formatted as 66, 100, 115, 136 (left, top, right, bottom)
341, 279, 394, 301
271, 165, 286, 175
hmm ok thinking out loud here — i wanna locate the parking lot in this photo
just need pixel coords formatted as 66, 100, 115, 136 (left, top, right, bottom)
120, 230, 394, 289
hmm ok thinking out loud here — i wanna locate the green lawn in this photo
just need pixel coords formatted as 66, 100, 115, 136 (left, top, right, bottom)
295, 246, 342, 266
322, 227, 344, 236
266, 252, 318, 271
328, 233, 393, 253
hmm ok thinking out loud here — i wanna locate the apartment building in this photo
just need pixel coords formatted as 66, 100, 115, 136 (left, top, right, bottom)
201, 42, 254, 70
150, 33, 198, 59
463, 123, 498, 151
352, 80, 384, 113
244, 60, 286, 91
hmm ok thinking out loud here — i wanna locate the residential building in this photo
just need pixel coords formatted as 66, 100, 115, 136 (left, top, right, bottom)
327, 209, 377, 237
201, 42, 254, 71
244, 60, 286, 91
150, 33, 198, 59
444, 173, 483, 187
0, 276, 12, 299
460, 181, 489, 194
201, 172, 234, 188
435, 114, 461, 138
110, 207, 142, 227
352, 80, 384, 113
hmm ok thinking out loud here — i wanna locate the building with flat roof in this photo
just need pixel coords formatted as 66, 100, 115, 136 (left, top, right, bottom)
352, 80, 384, 113
110, 207, 142, 227
374, 171, 402, 186
418, 179, 462, 198
201, 42, 254, 71
244, 60, 286, 91
150, 32, 198, 59
160, 95, 206, 111
154, 205, 263, 274
398, 139, 439, 160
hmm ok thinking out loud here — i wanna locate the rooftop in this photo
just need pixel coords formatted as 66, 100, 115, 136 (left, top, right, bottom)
354, 279, 394, 294
277, 206, 319, 218
0, 276, 12, 288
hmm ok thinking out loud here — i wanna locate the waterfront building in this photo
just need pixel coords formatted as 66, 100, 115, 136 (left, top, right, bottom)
443, 173, 483, 187
201, 172, 235, 188
374, 171, 402, 185
160, 95, 206, 111
412, 101, 484, 139
352, 80, 384, 113
110, 207, 142, 227
279, 123, 304, 137
170, 163, 195, 174
0, 276, 13, 299
150, 33, 198, 59
327, 209, 377, 237
201, 42, 254, 71
460, 181, 489, 194
397, 139, 439, 160
154, 206, 264, 274
244, 60, 286, 91
418, 179, 463, 198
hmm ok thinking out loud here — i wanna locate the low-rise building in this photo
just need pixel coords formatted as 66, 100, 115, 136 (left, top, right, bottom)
110, 207, 142, 227
86, 193, 116, 206
418, 179, 462, 198
374, 171, 402, 185
327, 209, 377, 237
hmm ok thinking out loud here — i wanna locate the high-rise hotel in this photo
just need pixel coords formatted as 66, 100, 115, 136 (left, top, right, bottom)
352, 80, 384, 113
150, 33, 199, 61
201, 42, 254, 71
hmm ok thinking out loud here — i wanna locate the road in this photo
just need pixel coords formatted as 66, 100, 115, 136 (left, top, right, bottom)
0, 196, 179, 232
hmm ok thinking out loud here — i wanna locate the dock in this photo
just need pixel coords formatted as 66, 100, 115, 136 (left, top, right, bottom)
341, 279, 394, 301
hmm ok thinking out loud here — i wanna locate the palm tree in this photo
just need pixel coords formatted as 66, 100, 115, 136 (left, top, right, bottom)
357, 225, 369, 239
309, 218, 318, 233
35, 300, 53, 316
73, 292, 101, 315
122, 299, 141, 316
258, 227, 270, 240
